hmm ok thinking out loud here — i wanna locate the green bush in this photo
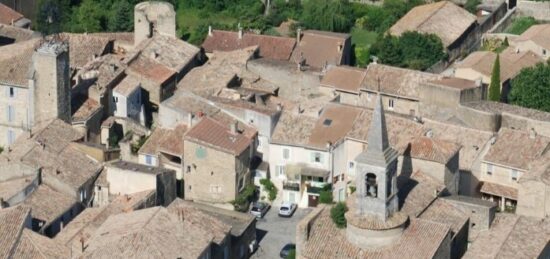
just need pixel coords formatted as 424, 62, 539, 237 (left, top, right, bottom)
319, 184, 333, 204
330, 202, 348, 228
286, 249, 296, 259
232, 184, 256, 212
505, 17, 538, 35
349, 186, 356, 194
509, 62, 550, 112
260, 178, 278, 201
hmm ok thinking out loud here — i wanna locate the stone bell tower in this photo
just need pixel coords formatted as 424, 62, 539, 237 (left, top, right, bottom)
346, 94, 408, 250
134, 1, 176, 46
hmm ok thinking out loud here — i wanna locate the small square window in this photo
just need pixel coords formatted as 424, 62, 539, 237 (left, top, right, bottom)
349, 161, 355, 169
9, 87, 14, 98
312, 152, 322, 163
543, 49, 547, 55
487, 164, 493, 175
388, 99, 394, 109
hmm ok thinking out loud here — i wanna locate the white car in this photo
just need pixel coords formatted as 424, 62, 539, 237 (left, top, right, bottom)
278, 202, 297, 217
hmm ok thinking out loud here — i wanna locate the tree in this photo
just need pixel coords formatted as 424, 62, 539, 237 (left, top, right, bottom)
370, 32, 446, 71
509, 62, 550, 112
35, 0, 68, 35
330, 202, 348, 228
71, 0, 105, 33
301, 0, 353, 32
109, 0, 133, 32
489, 55, 501, 101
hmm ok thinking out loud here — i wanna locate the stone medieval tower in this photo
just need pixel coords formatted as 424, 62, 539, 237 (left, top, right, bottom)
29, 40, 71, 126
134, 1, 176, 45
346, 94, 408, 250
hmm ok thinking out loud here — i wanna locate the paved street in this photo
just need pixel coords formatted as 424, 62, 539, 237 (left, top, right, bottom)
251, 206, 312, 259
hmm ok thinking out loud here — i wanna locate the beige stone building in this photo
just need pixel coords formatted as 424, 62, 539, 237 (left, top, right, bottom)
290, 30, 351, 70
183, 117, 256, 207
480, 128, 550, 212
512, 24, 550, 60
516, 152, 550, 219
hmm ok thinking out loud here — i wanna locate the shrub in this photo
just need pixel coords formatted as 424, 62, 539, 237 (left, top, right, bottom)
505, 17, 538, 35
260, 178, 278, 201
349, 186, 356, 194
286, 249, 296, 259
232, 184, 256, 212
330, 202, 348, 228
319, 184, 333, 204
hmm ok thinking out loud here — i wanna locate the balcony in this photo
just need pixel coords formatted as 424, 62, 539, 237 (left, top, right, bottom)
283, 182, 300, 192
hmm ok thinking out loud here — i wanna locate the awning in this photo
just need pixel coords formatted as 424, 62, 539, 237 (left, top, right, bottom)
285, 163, 329, 180
480, 182, 518, 200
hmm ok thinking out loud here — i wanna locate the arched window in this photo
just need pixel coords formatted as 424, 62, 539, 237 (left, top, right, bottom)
366, 173, 377, 198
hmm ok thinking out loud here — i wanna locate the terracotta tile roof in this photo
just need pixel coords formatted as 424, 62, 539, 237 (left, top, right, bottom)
389, 1, 477, 48
300, 205, 450, 258
308, 103, 362, 149
139, 124, 187, 156
55, 190, 155, 254
0, 24, 39, 43
133, 35, 200, 72
0, 3, 23, 25
202, 30, 296, 60
209, 96, 281, 116
399, 171, 446, 217
0, 205, 30, 258
463, 101, 550, 123
321, 65, 367, 93
12, 229, 70, 258
483, 128, 550, 170
0, 175, 36, 202
0, 37, 39, 86
362, 63, 442, 99
21, 185, 77, 226
113, 75, 140, 97
465, 214, 550, 259
271, 111, 317, 147
127, 55, 176, 84
81, 207, 212, 259
76, 54, 127, 92
516, 24, 550, 50
456, 48, 543, 82
480, 181, 518, 200
419, 198, 469, 235
427, 77, 479, 90
60, 33, 112, 69
290, 30, 350, 69
167, 199, 231, 245
185, 117, 255, 155
168, 199, 255, 237
72, 98, 103, 123
408, 136, 461, 164
521, 152, 550, 185
5, 119, 102, 192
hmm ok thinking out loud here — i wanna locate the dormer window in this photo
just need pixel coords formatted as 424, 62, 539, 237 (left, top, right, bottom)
365, 173, 377, 198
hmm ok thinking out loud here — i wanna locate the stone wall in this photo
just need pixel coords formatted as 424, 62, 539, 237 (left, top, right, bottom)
134, 1, 176, 45
517, 1, 550, 21
487, 7, 516, 34
456, 105, 501, 132
516, 180, 550, 218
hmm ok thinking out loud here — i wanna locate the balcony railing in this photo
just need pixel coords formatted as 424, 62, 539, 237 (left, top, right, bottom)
283, 182, 300, 192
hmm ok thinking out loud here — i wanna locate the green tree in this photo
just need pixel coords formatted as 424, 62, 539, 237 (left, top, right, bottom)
489, 55, 502, 101
35, 0, 70, 35
71, 0, 105, 33
509, 62, 550, 112
330, 202, 348, 228
301, 0, 353, 32
260, 178, 278, 201
109, 0, 133, 32
464, 0, 481, 14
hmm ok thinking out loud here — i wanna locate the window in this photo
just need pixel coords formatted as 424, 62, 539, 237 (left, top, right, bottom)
349, 161, 355, 169
323, 119, 332, 126
210, 185, 222, 193
487, 164, 493, 176
7, 129, 15, 145
275, 165, 285, 177
145, 155, 153, 165
311, 152, 322, 163
543, 49, 547, 56
113, 96, 118, 103
511, 169, 518, 182
388, 99, 394, 109
7, 105, 14, 122
9, 87, 14, 98
282, 148, 290, 160
366, 173, 377, 197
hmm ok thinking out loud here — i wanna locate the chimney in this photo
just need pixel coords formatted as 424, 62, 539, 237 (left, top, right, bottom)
296, 28, 302, 44
187, 113, 193, 127
530, 128, 537, 139
425, 129, 434, 138
238, 26, 243, 40
208, 25, 212, 37
230, 121, 238, 134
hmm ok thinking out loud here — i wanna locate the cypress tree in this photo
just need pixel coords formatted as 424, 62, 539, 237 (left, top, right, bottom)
489, 54, 501, 101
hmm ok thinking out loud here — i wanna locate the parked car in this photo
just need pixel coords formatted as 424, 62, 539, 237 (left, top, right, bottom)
250, 202, 270, 218
278, 202, 297, 217
280, 243, 296, 258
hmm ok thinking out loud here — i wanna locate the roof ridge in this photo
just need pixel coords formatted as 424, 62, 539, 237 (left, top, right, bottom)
415, 1, 449, 31
22, 230, 49, 259
494, 215, 521, 257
